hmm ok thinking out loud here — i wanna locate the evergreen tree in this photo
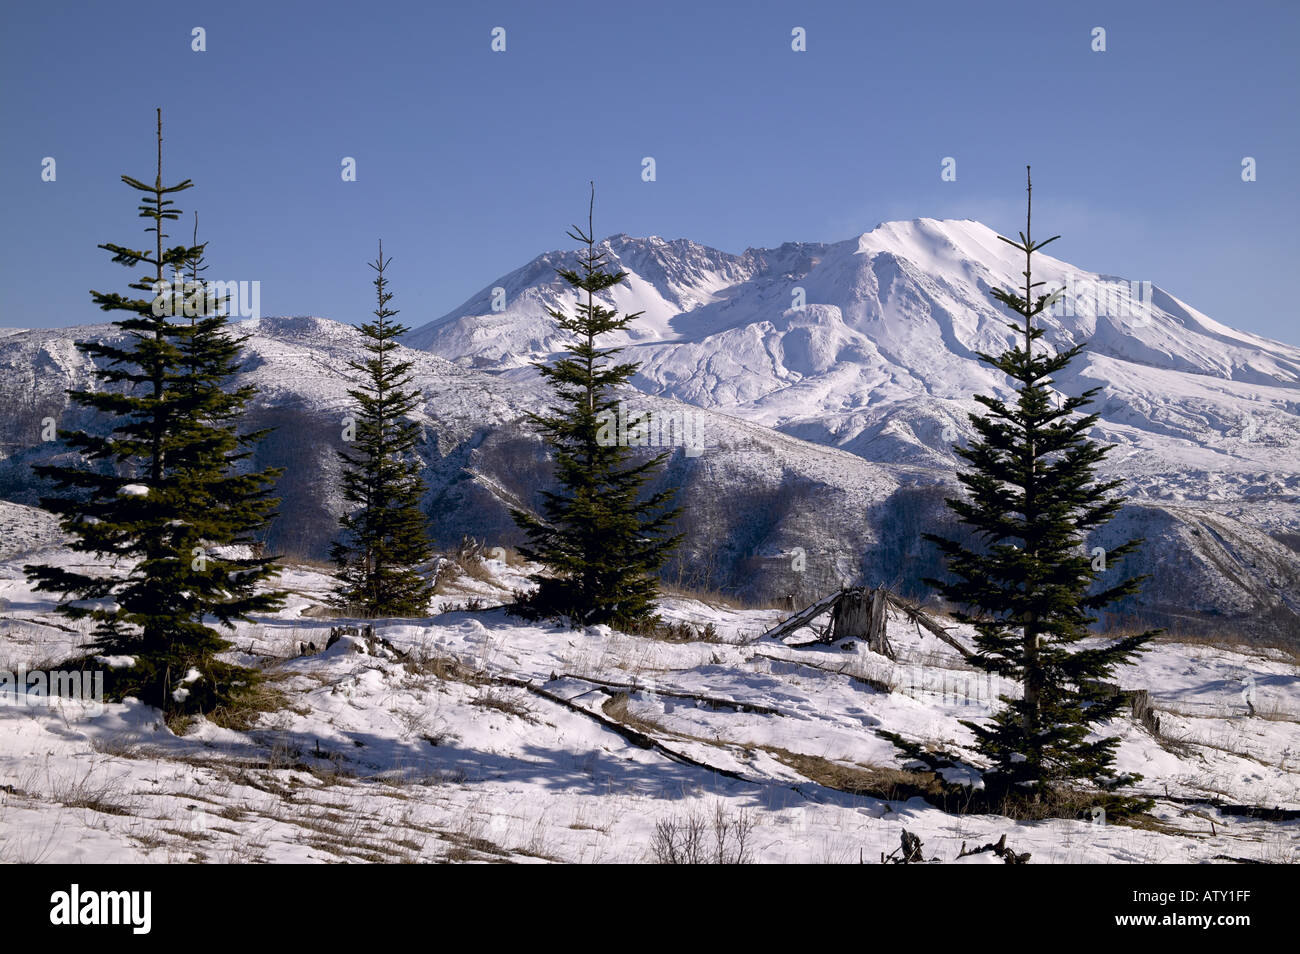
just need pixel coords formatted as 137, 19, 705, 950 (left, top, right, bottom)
24, 109, 284, 714
510, 187, 681, 628
167, 217, 285, 651
330, 242, 435, 616
924, 167, 1157, 795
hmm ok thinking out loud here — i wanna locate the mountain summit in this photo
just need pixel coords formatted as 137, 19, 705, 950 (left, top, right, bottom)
405, 218, 1300, 496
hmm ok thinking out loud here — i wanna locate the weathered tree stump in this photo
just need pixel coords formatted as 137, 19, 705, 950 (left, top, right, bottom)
1124, 688, 1160, 735
830, 586, 894, 658
1088, 681, 1161, 736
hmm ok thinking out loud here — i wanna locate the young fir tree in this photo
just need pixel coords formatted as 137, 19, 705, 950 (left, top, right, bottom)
24, 109, 284, 714
168, 217, 285, 646
329, 242, 435, 616
924, 167, 1158, 796
510, 187, 681, 628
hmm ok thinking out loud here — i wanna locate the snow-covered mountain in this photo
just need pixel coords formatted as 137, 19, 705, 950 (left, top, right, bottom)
0, 316, 902, 601
407, 219, 1300, 508
2, 219, 1299, 642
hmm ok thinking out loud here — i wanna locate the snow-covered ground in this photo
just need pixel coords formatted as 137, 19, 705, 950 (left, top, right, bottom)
1, 523, 1296, 864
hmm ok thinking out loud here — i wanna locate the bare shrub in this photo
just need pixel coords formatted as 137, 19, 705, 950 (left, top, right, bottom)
437, 597, 485, 613
650, 801, 754, 864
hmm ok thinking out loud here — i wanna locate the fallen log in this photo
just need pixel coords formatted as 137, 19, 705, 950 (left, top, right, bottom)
749, 649, 892, 693
758, 589, 842, 643
956, 833, 1032, 864
555, 673, 785, 716
486, 673, 754, 783
1156, 794, 1300, 822
885, 595, 976, 661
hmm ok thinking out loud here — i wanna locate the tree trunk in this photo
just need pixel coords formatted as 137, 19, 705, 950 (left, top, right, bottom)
830, 587, 894, 659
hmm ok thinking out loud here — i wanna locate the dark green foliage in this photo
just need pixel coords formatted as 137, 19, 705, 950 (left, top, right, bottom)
330, 243, 435, 616
510, 187, 681, 628
876, 730, 1154, 821
924, 169, 1158, 796
24, 109, 284, 714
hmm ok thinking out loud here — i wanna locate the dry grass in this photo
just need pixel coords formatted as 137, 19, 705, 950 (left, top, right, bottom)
401, 644, 479, 683
1251, 699, 1300, 723
90, 735, 147, 759
1112, 811, 1186, 836
1261, 832, 1300, 864
0, 647, 74, 673
658, 582, 791, 612
434, 538, 525, 594
470, 686, 537, 722
602, 692, 667, 736
206, 681, 294, 732
567, 801, 616, 834
763, 746, 946, 802
436, 597, 486, 613
1145, 628, 1300, 664
42, 762, 137, 817
761, 744, 1153, 825
624, 616, 726, 643
277, 552, 336, 572
441, 806, 512, 862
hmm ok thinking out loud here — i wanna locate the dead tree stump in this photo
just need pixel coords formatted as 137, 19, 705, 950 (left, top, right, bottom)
830, 586, 895, 659
1089, 682, 1161, 736
1124, 689, 1160, 735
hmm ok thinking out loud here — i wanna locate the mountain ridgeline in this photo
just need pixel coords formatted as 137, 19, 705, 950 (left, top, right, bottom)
2, 219, 1297, 642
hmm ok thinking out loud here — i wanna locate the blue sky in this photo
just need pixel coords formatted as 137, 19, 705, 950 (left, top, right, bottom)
2, 0, 1296, 343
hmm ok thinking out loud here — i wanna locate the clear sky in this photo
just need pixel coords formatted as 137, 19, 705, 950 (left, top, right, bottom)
2, 0, 1297, 344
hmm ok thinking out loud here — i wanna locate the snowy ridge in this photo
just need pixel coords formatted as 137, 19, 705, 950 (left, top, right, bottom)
407, 218, 1300, 497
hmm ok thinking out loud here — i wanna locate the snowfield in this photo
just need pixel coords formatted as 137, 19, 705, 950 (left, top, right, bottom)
2, 509, 1296, 864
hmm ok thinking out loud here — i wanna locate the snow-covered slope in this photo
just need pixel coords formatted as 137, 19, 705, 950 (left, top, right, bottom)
1, 550, 1295, 864
0, 317, 904, 603
403, 234, 777, 367
407, 219, 1300, 500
